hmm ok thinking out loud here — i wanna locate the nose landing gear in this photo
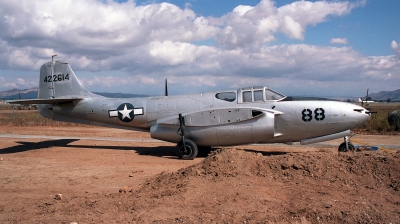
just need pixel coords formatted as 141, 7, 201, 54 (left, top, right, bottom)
176, 113, 198, 160
338, 134, 356, 152
176, 139, 198, 160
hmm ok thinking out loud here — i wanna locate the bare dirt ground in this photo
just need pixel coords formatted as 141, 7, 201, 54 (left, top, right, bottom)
0, 126, 399, 223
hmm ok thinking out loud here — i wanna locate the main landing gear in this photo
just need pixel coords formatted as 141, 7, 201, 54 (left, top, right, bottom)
176, 114, 198, 160
338, 134, 356, 152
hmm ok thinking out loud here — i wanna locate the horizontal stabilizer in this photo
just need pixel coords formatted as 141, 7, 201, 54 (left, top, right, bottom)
7, 98, 82, 105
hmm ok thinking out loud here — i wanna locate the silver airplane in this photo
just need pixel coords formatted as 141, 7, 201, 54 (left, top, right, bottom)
9, 59, 371, 159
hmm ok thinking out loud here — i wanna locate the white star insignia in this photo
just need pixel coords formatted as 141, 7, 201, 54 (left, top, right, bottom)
118, 104, 133, 120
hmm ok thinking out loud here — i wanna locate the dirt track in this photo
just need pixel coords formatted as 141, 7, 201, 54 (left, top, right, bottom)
0, 126, 399, 223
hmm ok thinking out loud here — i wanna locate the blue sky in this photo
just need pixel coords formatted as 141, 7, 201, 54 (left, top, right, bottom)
0, 0, 399, 98
132, 0, 399, 56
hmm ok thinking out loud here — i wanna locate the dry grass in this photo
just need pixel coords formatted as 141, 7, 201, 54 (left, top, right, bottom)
354, 103, 400, 134
0, 110, 90, 127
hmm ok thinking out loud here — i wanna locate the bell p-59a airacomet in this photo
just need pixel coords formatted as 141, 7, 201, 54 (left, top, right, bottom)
9, 59, 371, 159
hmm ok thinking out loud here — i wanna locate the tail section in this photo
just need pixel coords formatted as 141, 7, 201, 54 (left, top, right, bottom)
8, 60, 99, 119
39, 61, 95, 99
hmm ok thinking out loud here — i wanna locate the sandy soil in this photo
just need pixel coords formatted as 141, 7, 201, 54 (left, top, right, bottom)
0, 126, 399, 223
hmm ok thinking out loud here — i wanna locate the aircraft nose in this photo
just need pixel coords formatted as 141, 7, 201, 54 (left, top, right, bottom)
353, 105, 371, 125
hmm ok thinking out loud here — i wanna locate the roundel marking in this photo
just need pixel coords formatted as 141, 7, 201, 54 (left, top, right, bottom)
108, 103, 144, 122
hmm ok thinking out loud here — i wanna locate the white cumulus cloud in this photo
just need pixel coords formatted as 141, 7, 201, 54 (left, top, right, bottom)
391, 40, 400, 57
330, 38, 349, 45
214, 0, 363, 49
0, 0, 398, 97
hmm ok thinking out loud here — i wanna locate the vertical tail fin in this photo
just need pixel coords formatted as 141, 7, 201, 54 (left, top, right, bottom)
39, 61, 95, 99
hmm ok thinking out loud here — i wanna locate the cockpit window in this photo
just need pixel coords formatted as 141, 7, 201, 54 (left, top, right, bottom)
254, 90, 263, 101
243, 91, 252, 102
215, 92, 236, 102
265, 89, 285, 100
238, 86, 286, 103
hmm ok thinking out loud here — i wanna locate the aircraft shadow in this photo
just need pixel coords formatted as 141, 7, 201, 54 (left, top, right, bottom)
0, 139, 79, 154
1, 139, 286, 158
242, 149, 288, 156
64, 145, 217, 159
0, 139, 215, 159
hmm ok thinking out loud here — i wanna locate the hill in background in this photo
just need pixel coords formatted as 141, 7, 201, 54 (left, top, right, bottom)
368, 89, 400, 101
0, 88, 39, 100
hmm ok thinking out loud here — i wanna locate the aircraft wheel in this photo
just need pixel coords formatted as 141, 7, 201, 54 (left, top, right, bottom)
338, 142, 355, 152
176, 139, 198, 160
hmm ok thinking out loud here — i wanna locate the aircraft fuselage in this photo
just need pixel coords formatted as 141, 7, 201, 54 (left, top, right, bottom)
40, 89, 370, 146
10, 61, 371, 159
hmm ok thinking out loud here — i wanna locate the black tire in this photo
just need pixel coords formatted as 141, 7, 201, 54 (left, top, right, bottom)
338, 142, 355, 152
176, 139, 198, 160
388, 110, 400, 131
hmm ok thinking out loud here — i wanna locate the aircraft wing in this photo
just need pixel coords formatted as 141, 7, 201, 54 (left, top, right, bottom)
151, 107, 283, 127
149, 107, 283, 147
6, 98, 83, 105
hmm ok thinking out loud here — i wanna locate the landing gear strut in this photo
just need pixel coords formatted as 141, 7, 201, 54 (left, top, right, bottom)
176, 114, 198, 160
338, 134, 356, 152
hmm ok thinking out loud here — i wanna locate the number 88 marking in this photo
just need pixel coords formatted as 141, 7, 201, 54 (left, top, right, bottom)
301, 109, 312, 122
301, 108, 325, 122
314, 108, 325, 121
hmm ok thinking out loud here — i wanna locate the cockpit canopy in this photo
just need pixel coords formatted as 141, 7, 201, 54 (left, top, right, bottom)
215, 86, 286, 103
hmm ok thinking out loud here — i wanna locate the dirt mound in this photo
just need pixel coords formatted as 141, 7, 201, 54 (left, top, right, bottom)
19, 148, 399, 223
111, 148, 399, 223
